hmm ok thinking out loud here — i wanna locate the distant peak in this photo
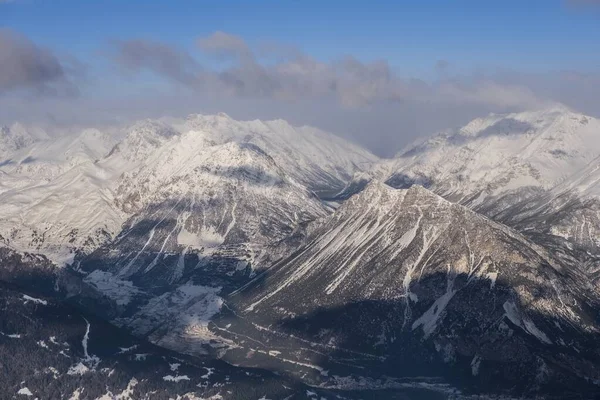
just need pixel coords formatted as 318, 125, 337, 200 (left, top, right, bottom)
350, 179, 447, 208
127, 119, 177, 137
506, 105, 583, 122
186, 112, 232, 121
0, 123, 38, 151
359, 179, 393, 194
541, 103, 573, 113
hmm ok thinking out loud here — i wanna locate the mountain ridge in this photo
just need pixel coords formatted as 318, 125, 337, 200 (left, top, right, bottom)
0, 114, 378, 266
2, 107, 600, 398
220, 181, 600, 397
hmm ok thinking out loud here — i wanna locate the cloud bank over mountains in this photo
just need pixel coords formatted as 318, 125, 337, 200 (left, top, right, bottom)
0, 28, 598, 156
111, 31, 554, 110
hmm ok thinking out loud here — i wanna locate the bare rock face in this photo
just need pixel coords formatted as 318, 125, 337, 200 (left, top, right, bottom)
223, 182, 600, 398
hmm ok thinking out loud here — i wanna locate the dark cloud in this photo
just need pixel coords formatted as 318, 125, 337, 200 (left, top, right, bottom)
197, 31, 253, 62
0, 29, 78, 95
435, 59, 450, 72
112, 39, 202, 87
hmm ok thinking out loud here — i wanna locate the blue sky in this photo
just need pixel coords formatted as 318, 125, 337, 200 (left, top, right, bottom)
1, 0, 599, 155
3, 0, 599, 75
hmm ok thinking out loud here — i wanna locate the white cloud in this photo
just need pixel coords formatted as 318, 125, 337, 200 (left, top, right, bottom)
112, 31, 553, 113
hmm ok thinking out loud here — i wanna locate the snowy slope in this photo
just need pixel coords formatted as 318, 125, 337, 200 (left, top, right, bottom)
182, 113, 378, 193
0, 123, 49, 157
82, 135, 329, 285
371, 107, 600, 208
548, 153, 600, 199
0, 128, 115, 180
0, 127, 121, 264
484, 154, 600, 259
75, 134, 330, 354
0, 162, 126, 265
0, 114, 376, 266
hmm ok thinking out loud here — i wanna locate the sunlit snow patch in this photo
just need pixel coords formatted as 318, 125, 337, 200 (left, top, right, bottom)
177, 224, 224, 254
163, 375, 190, 382
22, 294, 47, 305
503, 300, 552, 344
83, 270, 141, 306
67, 362, 89, 376
17, 387, 33, 396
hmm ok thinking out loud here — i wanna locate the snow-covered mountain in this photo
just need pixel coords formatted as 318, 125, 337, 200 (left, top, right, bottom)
0, 123, 49, 157
0, 114, 377, 372
3, 107, 600, 399
73, 137, 331, 347
333, 108, 600, 263
183, 113, 377, 193
376, 107, 600, 206
535, 155, 600, 254
0, 115, 377, 266
485, 154, 600, 279
331, 107, 599, 206
0, 127, 115, 180
0, 125, 121, 264
71, 123, 350, 359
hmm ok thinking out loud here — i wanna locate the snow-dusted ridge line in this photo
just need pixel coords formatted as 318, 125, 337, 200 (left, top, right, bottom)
350, 108, 600, 206
0, 113, 378, 265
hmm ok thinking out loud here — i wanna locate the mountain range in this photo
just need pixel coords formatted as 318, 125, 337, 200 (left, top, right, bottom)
1, 107, 600, 399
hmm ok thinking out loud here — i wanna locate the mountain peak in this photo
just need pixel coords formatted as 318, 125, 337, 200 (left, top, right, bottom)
385, 105, 600, 210
352, 180, 448, 208
0, 123, 39, 154
461, 106, 592, 136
